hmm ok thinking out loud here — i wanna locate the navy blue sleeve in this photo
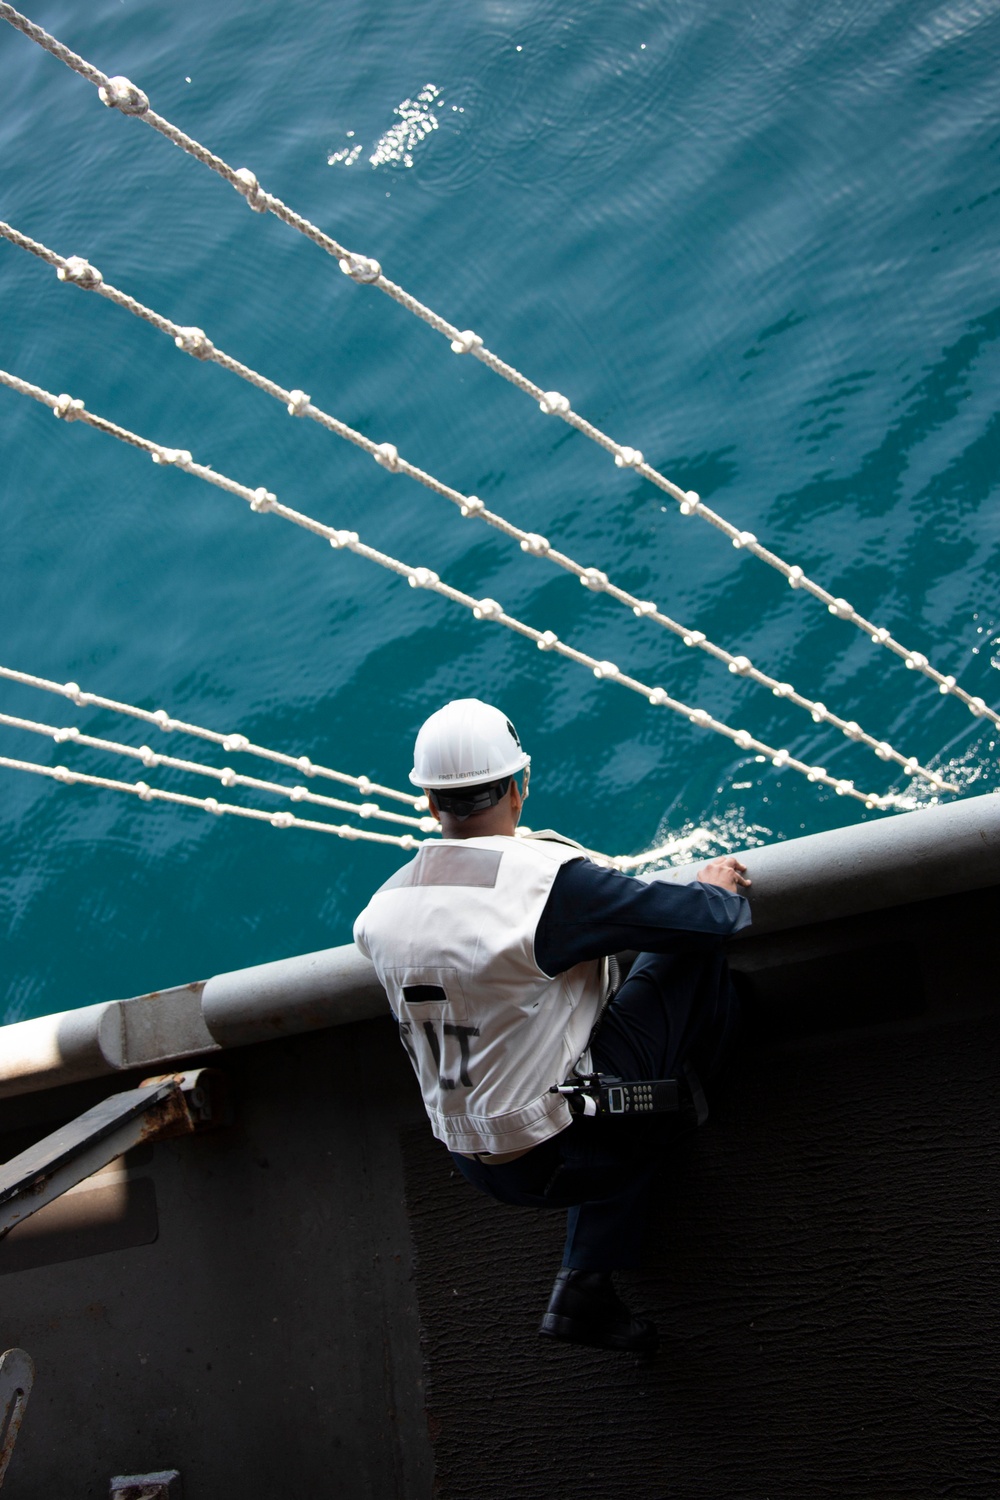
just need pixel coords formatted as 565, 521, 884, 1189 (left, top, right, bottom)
534, 858, 751, 977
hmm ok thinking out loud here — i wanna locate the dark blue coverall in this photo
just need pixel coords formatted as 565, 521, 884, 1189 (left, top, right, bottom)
451, 860, 750, 1270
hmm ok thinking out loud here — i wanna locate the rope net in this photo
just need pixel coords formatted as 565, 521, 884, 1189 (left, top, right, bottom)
0, 217, 956, 795
0, 364, 913, 812
0, 2, 993, 737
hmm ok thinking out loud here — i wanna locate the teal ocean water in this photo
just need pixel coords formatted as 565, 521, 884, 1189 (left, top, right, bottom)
1, 0, 998, 1024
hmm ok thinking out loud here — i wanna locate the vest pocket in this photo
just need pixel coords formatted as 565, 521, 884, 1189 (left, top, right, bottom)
386, 966, 469, 1022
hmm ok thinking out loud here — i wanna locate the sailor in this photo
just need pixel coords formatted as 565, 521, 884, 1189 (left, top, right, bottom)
354, 698, 751, 1353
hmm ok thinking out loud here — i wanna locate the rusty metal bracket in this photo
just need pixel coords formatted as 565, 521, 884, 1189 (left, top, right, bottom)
0, 1070, 229, 1240
0, 1348, 34, 1490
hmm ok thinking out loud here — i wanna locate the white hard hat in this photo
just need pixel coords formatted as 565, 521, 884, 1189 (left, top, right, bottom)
410, 698, 531, 789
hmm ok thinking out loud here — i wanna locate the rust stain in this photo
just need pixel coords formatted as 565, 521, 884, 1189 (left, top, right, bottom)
0, 1351, 33, 1487
137, 1086, 195, 1144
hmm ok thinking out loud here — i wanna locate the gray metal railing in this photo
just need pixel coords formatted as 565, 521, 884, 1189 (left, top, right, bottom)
1, 792, 997, 1099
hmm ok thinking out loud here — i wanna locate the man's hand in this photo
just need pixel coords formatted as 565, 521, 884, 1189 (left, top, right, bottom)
696, 854, 751, 895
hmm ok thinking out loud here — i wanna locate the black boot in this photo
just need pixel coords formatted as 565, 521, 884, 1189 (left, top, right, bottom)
539, 1269, 658, 1353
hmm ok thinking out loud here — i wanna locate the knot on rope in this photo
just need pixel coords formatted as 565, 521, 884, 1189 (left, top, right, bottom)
289, 785, 307, 802
538, 391, 570, 416
329, 530, 359, 549
413, 794, 430, 811
357, 775, 373, 795
679, 491, 701, 516
843, 721, 863, 741
968, 696, 987, 717
52, 725, 79, 744
871, 627, 891, 643
63, 681, 87, 706
138, 746, 158, 768
520, 533, 550, 555
419, 815, 440, 832
359, 802, 380, 819
473, 598, 502, 621
153, 710, 175, 731
233, 167, 271, 213
690, 709, 712, 727
450, 329, 483, 354
174, 326, 214, 359
580, 568, 608, 591
828, 597, 853, 619
296, 756, 315, 776
223, 734, 249, 752
375, 442, 400, 471
875, 741, 892, 760
338, 251, 382, 283
810, 703, 828, 722
938, 675, 957, 694
52, 393, 84, 421
460, 495, 485, 516
648, 688, 669, 706
286, 389, 311, 417
205, 797, 223, 815
905, 652, 928, 671
593, 660, 618, 680
728, 656, 752, 675
614, 447, 643, 469
734, 730, 753, 749
903, 758, 920, 776
835, 780, 855, 797
787, 566, 804, 588
633, 600, 657, 617
806, 767, 826, 783
772, 681, 793, 698
536, 630, 558, 650
57, 256, 102, 289
271, 810, 294, 829
98, 76, 149, 116
682, 631, 705, 648
219, 768, 237, 788
152, 447, 193, 467
771, 749, 790, 767
135, 780, 154, 801
251, 488, 276, 512
53, 764, 76, 785
732, 531, 756, 550
408, 567, 439, 589
401, 835, 419, 851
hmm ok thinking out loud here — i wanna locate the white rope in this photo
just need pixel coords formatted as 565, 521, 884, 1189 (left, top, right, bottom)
0, 677, 691, 869
0, 708, 437, 831
0, 751, 424, 847
0, 663, 425, 809
0, 219, 955, 794
0, 737, 709, 871
0, 366, 901, 812
0, 3, 992, 736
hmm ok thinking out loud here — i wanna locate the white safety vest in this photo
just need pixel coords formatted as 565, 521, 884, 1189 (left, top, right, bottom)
354, 834, 609, 1157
